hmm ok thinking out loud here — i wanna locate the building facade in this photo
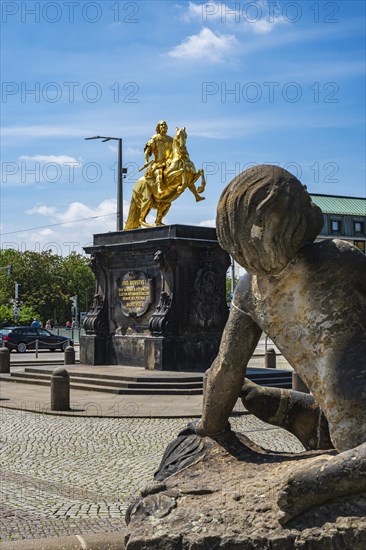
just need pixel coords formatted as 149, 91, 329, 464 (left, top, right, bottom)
310, 194, 366, 253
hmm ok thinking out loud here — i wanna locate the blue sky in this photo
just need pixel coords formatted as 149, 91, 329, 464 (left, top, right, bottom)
1, 0, 365, 255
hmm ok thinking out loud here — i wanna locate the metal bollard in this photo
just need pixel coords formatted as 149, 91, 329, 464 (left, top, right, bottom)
0, 347, 10, 373
51, 367, 70, 411
265, 348, 276, 369
292, 372, 310, 393
64, 345, 75, 365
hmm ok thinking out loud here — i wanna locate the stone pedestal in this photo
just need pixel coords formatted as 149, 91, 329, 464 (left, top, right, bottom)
80, 225, 230, 371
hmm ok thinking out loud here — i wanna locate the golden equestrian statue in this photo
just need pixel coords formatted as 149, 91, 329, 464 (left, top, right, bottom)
124, 121, 206, 230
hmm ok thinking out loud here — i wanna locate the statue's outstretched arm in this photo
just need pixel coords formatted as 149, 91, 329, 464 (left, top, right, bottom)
197, 304, 262, 436
278, 441, 366, 523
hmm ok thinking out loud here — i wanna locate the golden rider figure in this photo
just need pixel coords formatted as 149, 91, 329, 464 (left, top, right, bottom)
144, 120, 173, 195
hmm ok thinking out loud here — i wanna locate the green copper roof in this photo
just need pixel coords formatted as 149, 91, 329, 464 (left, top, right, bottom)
310, 194, 366, 216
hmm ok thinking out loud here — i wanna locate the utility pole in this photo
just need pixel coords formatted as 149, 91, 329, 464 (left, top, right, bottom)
85, 136, 127, 230
230, 257, 236, 300
71, 295, 78, 324
14, 282, 21, 323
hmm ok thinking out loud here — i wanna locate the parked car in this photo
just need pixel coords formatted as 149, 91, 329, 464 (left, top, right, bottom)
0, 326, 73, 353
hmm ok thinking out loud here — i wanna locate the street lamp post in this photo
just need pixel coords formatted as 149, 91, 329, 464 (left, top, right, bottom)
85, 135, 127, 231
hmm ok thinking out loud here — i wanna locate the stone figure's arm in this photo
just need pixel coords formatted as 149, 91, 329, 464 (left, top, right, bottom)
197, 302, 262, 436
278, 441, 366, 524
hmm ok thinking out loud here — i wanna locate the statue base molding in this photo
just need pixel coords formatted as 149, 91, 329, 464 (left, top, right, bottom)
126, 431, 366, 549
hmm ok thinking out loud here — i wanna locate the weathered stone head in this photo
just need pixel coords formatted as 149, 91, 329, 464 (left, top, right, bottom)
216, 165, 323, 275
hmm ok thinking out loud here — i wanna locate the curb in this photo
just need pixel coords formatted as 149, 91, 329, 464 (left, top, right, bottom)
0, 402, 205, 419
2, 531, 127, 550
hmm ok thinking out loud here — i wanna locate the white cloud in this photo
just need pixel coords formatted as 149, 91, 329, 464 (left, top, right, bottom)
182, 2, 286, 34
26, 205, 58, 216
124, 146, 141, 158
251, 15, 285, 34
57, 199, 116, 226
19, 155, 81, 165
167, 27, 237, 63
182, 2, 209, 21
35, 228, 54, 237
108, 145, 141, 157
13, 198, 126, 254
24, 199, 118, 233
198, 218, 216, 228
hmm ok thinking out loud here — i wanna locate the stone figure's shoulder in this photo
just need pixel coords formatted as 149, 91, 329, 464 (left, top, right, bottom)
300, 239, 364, 263
232, 272, 254, 311
332, 238, 366, 259
300, 239, 366, 292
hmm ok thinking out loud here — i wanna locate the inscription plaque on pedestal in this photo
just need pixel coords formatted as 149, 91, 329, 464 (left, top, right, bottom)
118, 271, 153, 317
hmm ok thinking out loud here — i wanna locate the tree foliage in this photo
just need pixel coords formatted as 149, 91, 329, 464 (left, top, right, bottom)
226, 275, 239, 302
0, 250, 95, 326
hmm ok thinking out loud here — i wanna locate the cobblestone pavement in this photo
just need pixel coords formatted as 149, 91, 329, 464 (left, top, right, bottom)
0, 409, 304, 543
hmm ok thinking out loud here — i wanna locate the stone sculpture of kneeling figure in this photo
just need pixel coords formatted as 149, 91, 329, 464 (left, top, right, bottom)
196, 164, 366, 523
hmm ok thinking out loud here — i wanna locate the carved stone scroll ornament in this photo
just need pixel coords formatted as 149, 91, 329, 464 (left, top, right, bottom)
83, 293, 109, 336
83, 254, 109, 336
191, 250, 224, 329
148, 249, 175, 335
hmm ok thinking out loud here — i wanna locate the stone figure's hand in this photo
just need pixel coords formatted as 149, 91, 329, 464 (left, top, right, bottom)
193, 419, 206, 436
278, 442, 366, 524
194, 419, 232, 440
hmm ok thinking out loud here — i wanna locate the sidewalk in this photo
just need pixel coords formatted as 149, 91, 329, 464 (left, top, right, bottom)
0, 375, 207, 418
0, 340, 290, 419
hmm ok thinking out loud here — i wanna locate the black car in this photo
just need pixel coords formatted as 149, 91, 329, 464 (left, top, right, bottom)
0, 326, 73, 353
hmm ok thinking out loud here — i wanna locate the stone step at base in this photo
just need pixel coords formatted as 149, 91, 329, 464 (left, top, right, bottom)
24, 367, 203, 384
9, 371, 203, 390
0, 374, 203, 395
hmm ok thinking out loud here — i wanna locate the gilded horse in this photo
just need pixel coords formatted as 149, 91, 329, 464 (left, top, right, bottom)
124, 127, 206, 230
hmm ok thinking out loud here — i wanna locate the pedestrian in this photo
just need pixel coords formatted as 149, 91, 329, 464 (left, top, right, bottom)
45, 319, 52, 330
65, 321, 71, 329
2, 319, 10, 328
31, 318, 41, 328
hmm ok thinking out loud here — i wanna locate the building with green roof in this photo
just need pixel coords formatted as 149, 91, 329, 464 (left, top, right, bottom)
310, 194, 366, 253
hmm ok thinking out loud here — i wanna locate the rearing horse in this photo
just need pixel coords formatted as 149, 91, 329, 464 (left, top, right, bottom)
124, 127, 206, 230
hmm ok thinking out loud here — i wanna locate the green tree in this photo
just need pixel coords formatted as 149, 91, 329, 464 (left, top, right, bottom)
60, 253, 95, 317
0, 304, 13, 326
226, 275, 239, 302
17, 304, 40, 326
0, 250, 95, 326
